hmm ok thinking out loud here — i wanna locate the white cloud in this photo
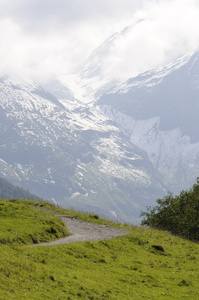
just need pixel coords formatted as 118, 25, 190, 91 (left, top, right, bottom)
0, 0, 199, 82
101, 0, 199, 81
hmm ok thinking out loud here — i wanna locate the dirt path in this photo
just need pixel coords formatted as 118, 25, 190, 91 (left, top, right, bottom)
31, 210, 130, 246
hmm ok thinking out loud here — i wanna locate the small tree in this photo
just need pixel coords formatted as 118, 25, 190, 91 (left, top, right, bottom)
140, 178, 199, 241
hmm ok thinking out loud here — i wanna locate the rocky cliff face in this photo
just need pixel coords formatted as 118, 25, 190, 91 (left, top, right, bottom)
98, 52, 199, 193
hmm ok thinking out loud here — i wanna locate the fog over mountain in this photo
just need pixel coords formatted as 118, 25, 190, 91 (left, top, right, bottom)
1, 1, 199, 81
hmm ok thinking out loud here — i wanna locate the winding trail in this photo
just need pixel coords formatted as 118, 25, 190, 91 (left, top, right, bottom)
31, 209, 130, 246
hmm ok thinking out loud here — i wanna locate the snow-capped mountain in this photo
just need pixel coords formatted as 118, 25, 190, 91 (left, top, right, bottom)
1, 27, 199, 223
98, 52, 199, 193
0, 76, 164, 223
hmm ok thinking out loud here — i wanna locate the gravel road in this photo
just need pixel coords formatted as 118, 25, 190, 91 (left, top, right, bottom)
31, 211, 129, 246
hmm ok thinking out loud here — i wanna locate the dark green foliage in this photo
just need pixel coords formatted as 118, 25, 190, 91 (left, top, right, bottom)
0, 178, 42, 201
141, 178, 199, 241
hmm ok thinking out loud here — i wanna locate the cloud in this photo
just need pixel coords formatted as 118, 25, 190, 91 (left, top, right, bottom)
0, 0, 199, 82
0, 0, 145, 33
101, 0, 199, 81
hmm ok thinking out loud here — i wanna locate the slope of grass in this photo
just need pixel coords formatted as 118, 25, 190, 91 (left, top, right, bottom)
0, 199, 69, 245
0, 199, 198, 299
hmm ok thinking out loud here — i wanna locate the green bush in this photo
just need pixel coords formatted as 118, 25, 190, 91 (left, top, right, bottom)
141, 178, 199, 241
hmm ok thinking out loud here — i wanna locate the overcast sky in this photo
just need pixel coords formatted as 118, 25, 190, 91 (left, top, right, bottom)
1, 0, 199, 82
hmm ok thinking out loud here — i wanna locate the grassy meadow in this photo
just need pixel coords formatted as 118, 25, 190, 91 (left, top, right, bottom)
0, 199, 198, 299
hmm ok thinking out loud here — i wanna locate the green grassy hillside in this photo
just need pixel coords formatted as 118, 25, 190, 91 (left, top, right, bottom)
0, 199, 198, 299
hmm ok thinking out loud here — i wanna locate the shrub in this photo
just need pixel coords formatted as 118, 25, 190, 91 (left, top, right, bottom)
141, 178, 199, 241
